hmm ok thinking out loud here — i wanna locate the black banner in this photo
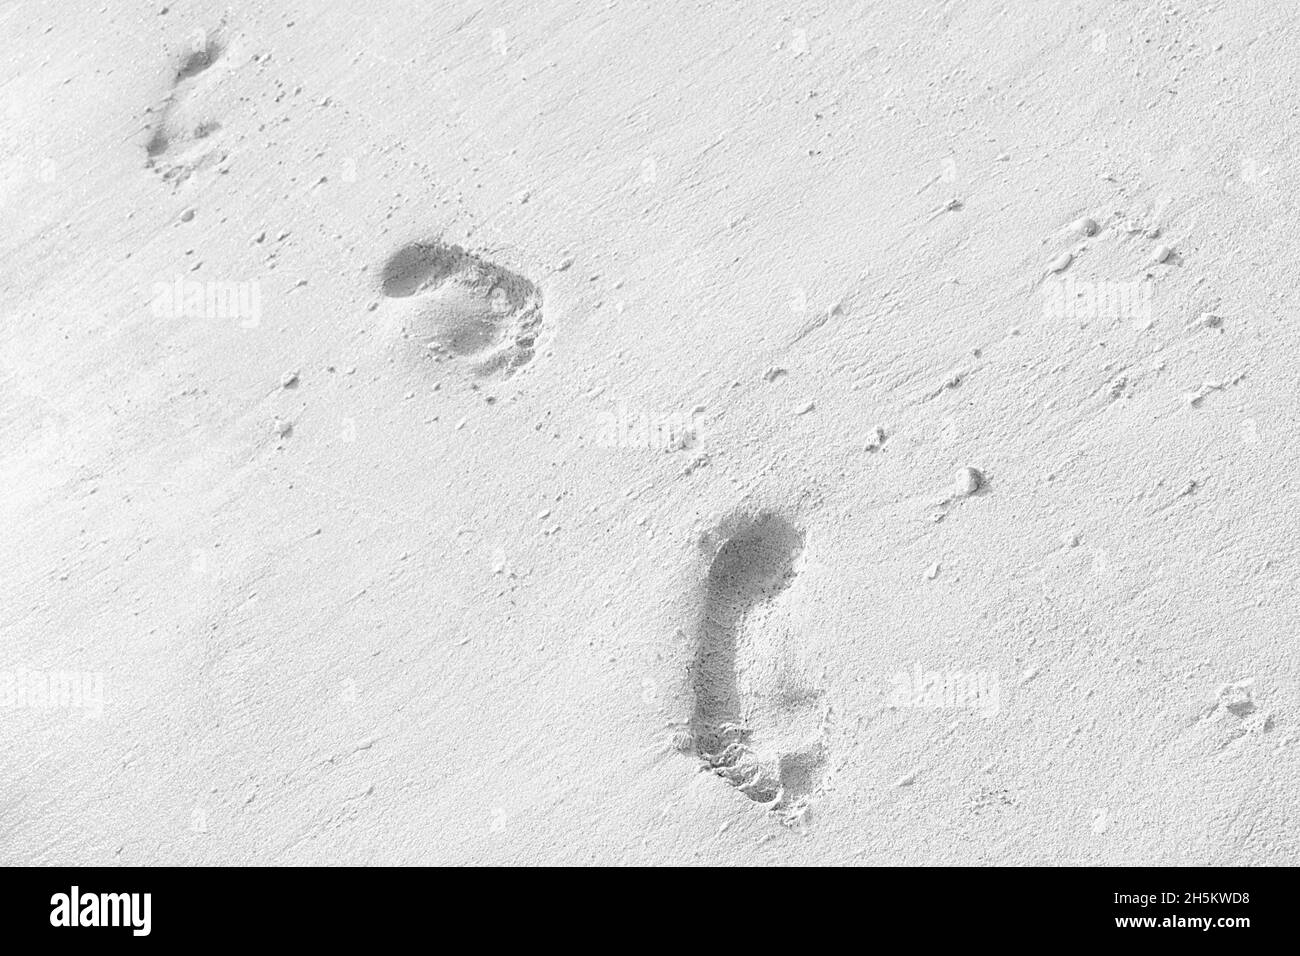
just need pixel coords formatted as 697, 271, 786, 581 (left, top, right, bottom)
0, 866, 1284, 944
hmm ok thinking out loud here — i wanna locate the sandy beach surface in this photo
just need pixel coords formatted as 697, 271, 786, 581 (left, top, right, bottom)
2, 0, 1297, 865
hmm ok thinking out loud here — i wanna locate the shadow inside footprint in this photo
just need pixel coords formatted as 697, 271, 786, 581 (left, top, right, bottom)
692, 513, 804, 753
175, 38, 225, 84
379, 242, 464, 298
689, 512, 825, 814
378, 240, 543, 378
145, 128, 170, 158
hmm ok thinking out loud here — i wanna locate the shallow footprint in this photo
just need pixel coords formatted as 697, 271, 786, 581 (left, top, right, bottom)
145, 30, 231, 185
378, 240, 542, 378
689, 511, 828, 820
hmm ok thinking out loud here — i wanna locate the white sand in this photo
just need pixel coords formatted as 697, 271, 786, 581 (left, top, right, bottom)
1, 0, 1296, 865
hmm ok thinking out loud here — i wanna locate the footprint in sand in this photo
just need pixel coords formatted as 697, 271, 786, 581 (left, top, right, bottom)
688, 511, 829, 820
145, 29, 234, 185
377, 240, 543, 378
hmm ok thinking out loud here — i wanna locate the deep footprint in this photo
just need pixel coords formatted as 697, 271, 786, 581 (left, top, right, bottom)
378, 240, 542, 378
690, 512, 828, 818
